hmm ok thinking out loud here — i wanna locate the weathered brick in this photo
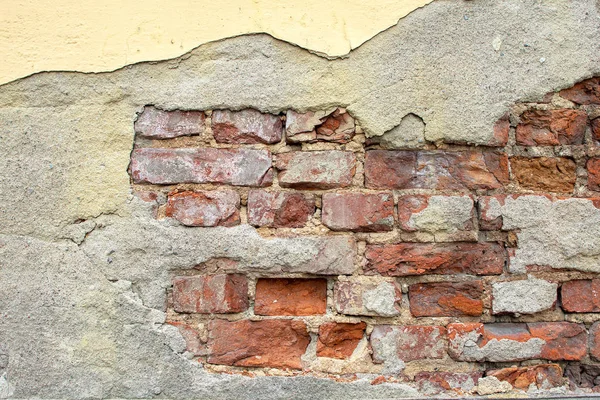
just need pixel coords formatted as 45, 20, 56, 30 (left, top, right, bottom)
409, 281, 483, 317
172, 274, 248, 314
510, 157, 576, 193
364, 150, 509, 190
516, 109, 587, 146
334, 278, 401, 317
415, 372, 482, 395
487, 364, 564, 390
286, 108, 355, 143
254, 278, 327, 316
168, 321, 206, 356
564, 364, 600, 389
365, 242, 504, 276
478, 195, 506, 231
448, 322, 587, 362
492, 278, 557, 315
397, 195, 476, 240
561, 279, 600, 312
592, 118, 600, 142
130, 147, 273, 186
590, 322, 600, 361
316, 322, 366, 359
371, 325, 446, 363
559, 77, 600, 105
275, 151, 356, 189
207, 319, 310, 369
211, 109, 282, 144
247, 190, 315, 228
165, 190, 240, 227
588, 158, 600, 191
321, 192, 394, 232
134, 106, 205, 139
491, 114, 510, 147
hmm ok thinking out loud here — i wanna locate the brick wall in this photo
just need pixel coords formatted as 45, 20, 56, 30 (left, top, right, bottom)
130, 78, 600, 395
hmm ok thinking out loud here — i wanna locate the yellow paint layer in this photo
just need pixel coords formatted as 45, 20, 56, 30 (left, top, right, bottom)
0, 0, 433, 85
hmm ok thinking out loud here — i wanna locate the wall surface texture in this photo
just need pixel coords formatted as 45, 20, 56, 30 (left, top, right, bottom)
2, 0, 600, 399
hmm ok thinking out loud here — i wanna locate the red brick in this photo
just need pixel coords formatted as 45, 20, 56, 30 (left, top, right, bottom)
487, 364, 563, 390
588, 158, 600, 191
397, 195, 475, 235
247, 190, 315, 228
448, 322, 587, 361
561, 280, 600, 312
364, 242, 505, 276
510, 157, 576, 192
168, 321, 206, 355
516, 109, 587, 146
592, 118, 600, 142
415, 372, 482, 395
559, 77, 600, 105
172, 274, 248, 314
478, 195, 505, 230
130, 147, 272, 186
590, 322, 600, 361
275, 151, 356, 189
491, 114, 510, 147
211, 109, 282, 144
134, 106, 205, 139
165, 190, 240, 227
364, 150, 509, 190
207, 319, 310, 369
409, 281, 484, 317
286, 108, 355, 143
321, 192, 394, 232
254, 278, 327, 316
371, 325, 447, 362
316, 322, 366, 359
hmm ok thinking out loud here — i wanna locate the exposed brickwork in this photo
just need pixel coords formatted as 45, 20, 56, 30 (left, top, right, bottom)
334, 279, 401, 317
286, 108, 355, 143
211, 109, 283, 144
316, 322, 366, 359
254, 278, 327, 316
409, 281, 484, 317
165, 190, 240, 227
275, 150, 356, 189
487, 364, 564, 390
590, 322, 600, 361
510, 157, 577, 192
561, 280, 600, 313
559, 77, 600, 104
588, 158, 600, 191
247, 190, 315, 228
321, 192, 394, 232
516, 109, 587, 146
371, 325, 446, 362
135, 106, 205, 139
172, 274, 248, 314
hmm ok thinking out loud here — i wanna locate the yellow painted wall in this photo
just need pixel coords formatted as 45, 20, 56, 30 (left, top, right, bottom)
0, 0, 433, 85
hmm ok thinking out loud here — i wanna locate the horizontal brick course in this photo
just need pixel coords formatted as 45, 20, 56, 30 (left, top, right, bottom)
254, 278, 327, 316
321, 192, 394, 232
409, 281, 484, 317
165, 190, 240, 227
510, 157, 576, 193
247, 190, 315, 228
275, 150, 356, 189
135, 106, 205, 139
211, 109, 283, 144
371, 325, 447, 363
516, 109, 587, 146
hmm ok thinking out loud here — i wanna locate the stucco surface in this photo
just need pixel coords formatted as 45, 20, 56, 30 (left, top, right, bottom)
0, 0, 433, 84
1, 0, 600, 398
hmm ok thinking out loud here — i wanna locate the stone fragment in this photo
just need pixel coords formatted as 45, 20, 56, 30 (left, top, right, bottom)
134, 106, 205, 139
487, 364, 564, 390
285, 108, 355, 143
364, 242, 505, 276
207, 319, 310, 369
409, 281, 483, 317
364, 150, 509, 190
559, 77, 600, 104
590, 322, 600, 361
130, 147, 273, 186
334, 279, 401, 317
211, 109, 283, 144
561, 279, 600, 313
447, 322, 587, 362
516, 109, 587, 145
254, 278, 327, 316
165, 190, 240, 227
371, 325, 446, 363
247, 190, 315, 228
275, 151, 356, 189
321, 192, 394, 232
397, 195, 475, 240
475, 376, 513, 396
565, 364, 600, 389
588, 158, 600, 191
172, 274, 248, 314
168, 321, 206, 356
510, 157, 576, 192
378, 114, 425, 149
316, 322, 366, 359
492, 278, 557, 315
415, 372, 482, 395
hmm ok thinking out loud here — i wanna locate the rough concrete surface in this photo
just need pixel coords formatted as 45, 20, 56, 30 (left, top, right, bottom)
1, 0, 600, 398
